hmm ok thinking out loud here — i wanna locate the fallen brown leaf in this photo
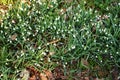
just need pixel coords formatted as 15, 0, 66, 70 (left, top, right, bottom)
11, 33, 17, 40
40, 73, 48, 80
44, 70, 54, 80
47, 39, 60, 45
81, 58, 89, 68
20, 69, 30, 80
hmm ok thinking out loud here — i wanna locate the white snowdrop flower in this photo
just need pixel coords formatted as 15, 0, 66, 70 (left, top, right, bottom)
17, 78, 21, 80
42, 29, 44, 32
106, 37, 108, 40
13, 28, 16, 30
89, 9, 92, 14
5, 62, 8, 65
24, 8, 27, 11
23, 37, 26, 41
29, 27, 32, 30
5, 32, 7, 35
38, 46, 41, 49
63, 64, 66, 68
52, 0, 57, 3
84, 46, 86, 50
16, 70, 19, 73
56, 62, 59, 64
95, 56, 98, 58
30, 46, 32, 50
86, 31, 89, 34
62, 34, 65, 37
6, 59, 9, 61
38, 11, 41, 14
9, 24, 12, 27
40, 58, 43, 61
23, 23, 26, 25
83, 1, 86, 4
58, 29, 60, 32
94, 40, 96, 43
108, 34, 111, 36
53, 26, 56, 29
35, 63, 40, 67
20, 53, 24, 57
7, 39, 10, 42
18, 18, 21, 22
61, 57, 64, 60
32, 4, 35, 7
85, 12, 88, 14
70, 29, 74, 32
103, 37, 106, 39
47, 43, 50, 45
33, 34, 35, 36
73, 16, 76, 20
27, 11, 30, 15
36, 0, 42, 5
106, 45, 108, 47
15, 38, 17, 41
100, 60, 102, 62
1, 30, 3, 33
103, 29, 106, 32
53, 37, 56, 39
0, 74, 3, 77
106, 7, 109, 10
54, 22, 57, 25
53, 43, 57, 46
76, 13, 78, 16
68, 31, 71, 34
55, 17, 59, 21
4, 26, 8, 29
1, 23, 3, 27
42, 52, 46, 55
116, 52, 119, 54
68, 48, 71, 51
110, 56, 113, 58
10, 40, 12, 43
48, 57, 51, 62
6, 13, 9, 17
22, 32, 24, 36
0, 9, 5, 13
61, 30, 64, 33
8, 4, 12, 8
57, 31, 59, 34
76, 19, 79, 22
118, 3, 120, 6
12, 20, 15, 23
60, 9, 64, 15
73, 34, 76, 38
105, 50, 107, 53
94, 10, 97, 13
17, 13, 20, 18
71, 45, 75, 49
36, 30, 38, 33
67, 6, 72, 12
97, 49, 100, 52
17, 55, 20, 58
27, 32, 31, 35
32, 49, 35, 52
82, 45, 84, 47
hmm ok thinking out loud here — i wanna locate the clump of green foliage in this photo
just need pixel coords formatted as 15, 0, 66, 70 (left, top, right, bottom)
0, 0, 120, 79
0, 0, 15, 5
